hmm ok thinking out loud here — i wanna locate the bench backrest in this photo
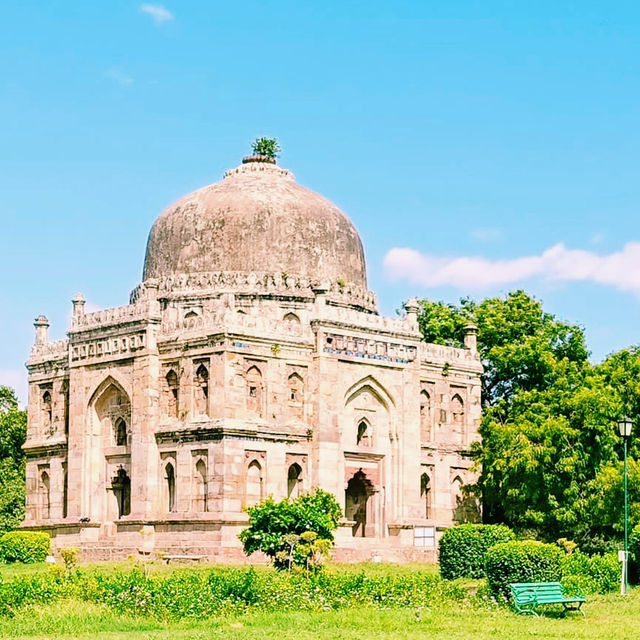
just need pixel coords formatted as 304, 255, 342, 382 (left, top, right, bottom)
510, 582, 565, 603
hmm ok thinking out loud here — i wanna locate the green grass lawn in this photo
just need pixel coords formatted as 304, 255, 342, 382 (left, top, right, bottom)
0, 561, 636, 640
0, 586, 637, 640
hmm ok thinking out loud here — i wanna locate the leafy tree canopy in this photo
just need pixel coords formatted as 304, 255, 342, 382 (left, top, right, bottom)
0, 387, 26, 534
416, 292, 637, 546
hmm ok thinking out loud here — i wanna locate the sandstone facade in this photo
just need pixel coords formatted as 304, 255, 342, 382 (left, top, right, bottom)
23, 155, 482, 562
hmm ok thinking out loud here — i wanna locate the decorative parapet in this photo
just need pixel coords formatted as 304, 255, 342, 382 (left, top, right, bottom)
29, 339, 69, 363
420, 342, 482, 369
321, 331, 418, 365
71, 331, 147, 363
130, 271, 378, 313
70, 301, 157, 332
159, 309, 313, 343
317, 303, 417, 336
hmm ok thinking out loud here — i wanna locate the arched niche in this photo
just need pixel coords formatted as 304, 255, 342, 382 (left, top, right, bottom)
344, 377, 393, 449
41, 389, 52, 433
88, 378, 132, 447
39, 470, 50, 520
283, 312, 300, 324
420, 473, 431, 518
195, 363, 209, 416
246, 366, 264, 417
287, 372, 304, 420
245, 459, 263, 506
164, 369, 179, 418
356, 417, 372, 447
165, 462, 176, 513
419, 389, 432, 441
193, 457, 208, 512
287, 463, 302, 499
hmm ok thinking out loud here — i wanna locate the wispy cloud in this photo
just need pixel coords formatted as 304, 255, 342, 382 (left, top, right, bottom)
105, 67, 134, 86
469, 227, 503, 243
383, 242, 640, 297
140, 4, 174, 24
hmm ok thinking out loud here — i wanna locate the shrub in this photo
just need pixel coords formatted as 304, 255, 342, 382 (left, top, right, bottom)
485, 540, 563, 599
239, 489, 342, 569
0, 531, 50, 563
439, 524, 515, 580
251, 137, 280, 159
60, 548, 80, 571
0, 566, 470, 619
561, 551, 620, 594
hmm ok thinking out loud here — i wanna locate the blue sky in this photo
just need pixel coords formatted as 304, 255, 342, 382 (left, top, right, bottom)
2, 1, 640, 404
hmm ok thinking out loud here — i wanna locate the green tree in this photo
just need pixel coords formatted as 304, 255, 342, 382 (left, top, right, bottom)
0, 387, 26, 534
416, 291, 635, 542
239, 488, 342, 569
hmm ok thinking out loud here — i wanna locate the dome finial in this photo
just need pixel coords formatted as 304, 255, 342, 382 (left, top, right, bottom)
243, 137, 280, 165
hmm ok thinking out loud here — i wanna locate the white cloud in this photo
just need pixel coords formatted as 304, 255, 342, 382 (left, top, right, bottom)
383, 242, 640, 296
0, 369, 27, 408
470, 227, 503, 242
140, 4, 174, 24
105, 67, 133, 86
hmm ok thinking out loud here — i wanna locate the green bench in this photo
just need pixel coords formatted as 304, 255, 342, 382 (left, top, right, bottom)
510, 582, 586, 616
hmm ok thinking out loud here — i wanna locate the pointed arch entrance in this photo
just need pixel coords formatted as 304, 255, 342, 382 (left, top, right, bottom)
345, 469, 375, 537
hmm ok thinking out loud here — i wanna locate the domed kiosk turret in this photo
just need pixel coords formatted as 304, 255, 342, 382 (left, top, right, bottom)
141, 146, 374, 310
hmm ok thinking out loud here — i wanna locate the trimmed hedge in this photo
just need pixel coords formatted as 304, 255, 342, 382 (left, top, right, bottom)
485, 540, 563, 599
561, 551, 620, 594
0, 532, 50, 564
439, 524, 515, 580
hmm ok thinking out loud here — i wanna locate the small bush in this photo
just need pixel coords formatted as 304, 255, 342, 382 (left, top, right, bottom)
561, 551, 619, 594
439, 524, 515, 580
629, 524, 640, 584
0, 532, 50, 564
485, 540, 563, 600
239, 489, 342, 569
60, 548, 80, 571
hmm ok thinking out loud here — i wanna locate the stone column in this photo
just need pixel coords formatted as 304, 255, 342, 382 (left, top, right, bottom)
129, 319, 161, 519
463, 323, 478, 353
34, 315, 49, 346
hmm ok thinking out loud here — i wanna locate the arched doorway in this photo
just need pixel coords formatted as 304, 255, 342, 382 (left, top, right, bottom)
111, 468, 131, 519
345, 470, 374, 537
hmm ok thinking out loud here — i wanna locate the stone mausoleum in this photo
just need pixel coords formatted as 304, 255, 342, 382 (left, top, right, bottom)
23, 150, 482, 561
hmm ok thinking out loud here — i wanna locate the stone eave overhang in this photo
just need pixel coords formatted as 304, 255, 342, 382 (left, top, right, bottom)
23, 439, 68, 458
155, 421, 310, 445
157, 331, 314, 353
26, 357, 69, 375
21, 519, 101, 531
114, 515, 249, 527
311, 319, 420, 343
420, 443, 475, 458
68, 317, 154, 341
419, 360, 484, 376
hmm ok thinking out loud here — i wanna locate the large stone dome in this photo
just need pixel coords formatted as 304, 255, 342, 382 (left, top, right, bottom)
142, 158, 368, 291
